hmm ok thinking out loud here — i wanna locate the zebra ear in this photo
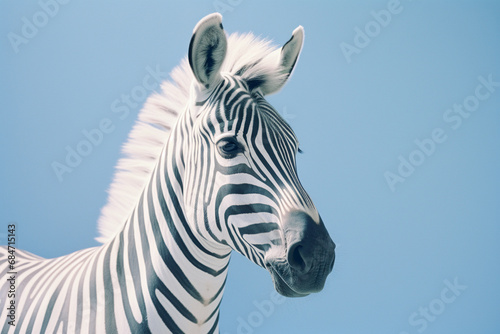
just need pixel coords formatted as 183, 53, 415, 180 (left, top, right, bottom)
261, 26, 304, 95
188, 13, 227, 89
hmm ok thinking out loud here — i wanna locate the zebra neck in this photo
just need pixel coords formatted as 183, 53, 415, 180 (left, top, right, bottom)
119, 124, 231, 331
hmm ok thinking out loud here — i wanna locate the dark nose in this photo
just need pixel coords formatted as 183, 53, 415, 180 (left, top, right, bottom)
285, 211, 336, 275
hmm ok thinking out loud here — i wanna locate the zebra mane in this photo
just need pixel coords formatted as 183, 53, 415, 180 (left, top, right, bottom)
96, 32, 288, 243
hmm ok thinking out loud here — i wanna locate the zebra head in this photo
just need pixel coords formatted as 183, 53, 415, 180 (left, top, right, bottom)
183, 13, 335, 297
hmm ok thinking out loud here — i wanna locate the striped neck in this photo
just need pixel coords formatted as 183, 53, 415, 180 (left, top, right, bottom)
116, 112, 231, 332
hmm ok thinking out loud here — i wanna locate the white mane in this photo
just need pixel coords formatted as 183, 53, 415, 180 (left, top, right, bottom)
96, 32, 288, 243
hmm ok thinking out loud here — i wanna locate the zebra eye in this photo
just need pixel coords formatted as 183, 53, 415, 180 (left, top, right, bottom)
217, 138, 241, 158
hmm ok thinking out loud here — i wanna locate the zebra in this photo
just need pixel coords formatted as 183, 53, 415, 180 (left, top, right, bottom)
0, 13, 335, 333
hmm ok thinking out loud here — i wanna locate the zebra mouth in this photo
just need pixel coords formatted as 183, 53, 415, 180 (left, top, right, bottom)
266, 261, 310, 297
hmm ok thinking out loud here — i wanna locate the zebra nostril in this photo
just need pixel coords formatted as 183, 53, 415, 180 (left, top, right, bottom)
287, 243, 311, 273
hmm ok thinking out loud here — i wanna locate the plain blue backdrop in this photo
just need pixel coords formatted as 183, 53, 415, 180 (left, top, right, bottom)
1, 1, 499, 333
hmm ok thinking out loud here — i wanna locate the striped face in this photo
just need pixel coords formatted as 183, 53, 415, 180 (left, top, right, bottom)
183, 75, 335, 296
185, 13, 335, 297
184, 75, 307, 261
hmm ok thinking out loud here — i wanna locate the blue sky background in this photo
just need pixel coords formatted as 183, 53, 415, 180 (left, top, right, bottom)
1, 1, 500, 333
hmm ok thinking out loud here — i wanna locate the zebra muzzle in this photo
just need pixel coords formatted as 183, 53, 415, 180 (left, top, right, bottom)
265, 211, 336, 297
